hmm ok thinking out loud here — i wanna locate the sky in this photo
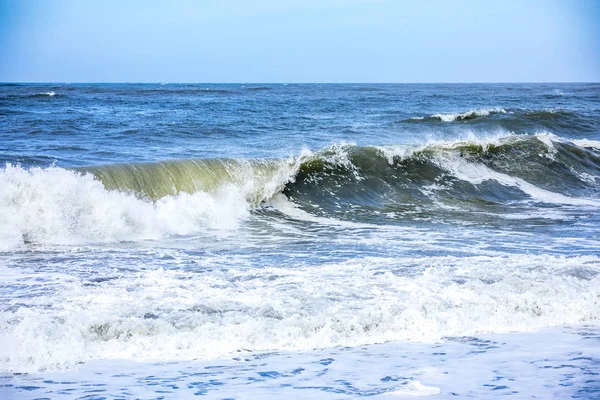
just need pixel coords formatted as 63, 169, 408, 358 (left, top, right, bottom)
0, 0, 598, 83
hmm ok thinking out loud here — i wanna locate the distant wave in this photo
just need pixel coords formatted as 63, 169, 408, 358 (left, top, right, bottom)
433, 107, 506, 122
409, 108, 507, 122
0, 91, 68, 99
408, 107, 586, 123
134, 87, 275, 96
523, 109, 573, 118
404, 107, 599, 133
30, 91, 59, 98
244, 86, 272, 91
123, 86, 272, 96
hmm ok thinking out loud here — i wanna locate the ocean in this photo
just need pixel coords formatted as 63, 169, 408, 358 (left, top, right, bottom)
1, 83, 599, 399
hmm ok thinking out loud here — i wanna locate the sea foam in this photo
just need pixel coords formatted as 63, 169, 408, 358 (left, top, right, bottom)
0, 164, 266, 250
1, 253, 598, 372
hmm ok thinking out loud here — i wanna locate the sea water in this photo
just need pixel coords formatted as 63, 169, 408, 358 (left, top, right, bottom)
0, 83, 599, 398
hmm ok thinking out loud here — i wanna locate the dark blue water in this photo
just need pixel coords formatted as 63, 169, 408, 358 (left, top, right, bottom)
2, 83, 598, 166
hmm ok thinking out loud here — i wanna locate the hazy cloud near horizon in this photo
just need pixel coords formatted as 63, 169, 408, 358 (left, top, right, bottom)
0, 0, 598, 82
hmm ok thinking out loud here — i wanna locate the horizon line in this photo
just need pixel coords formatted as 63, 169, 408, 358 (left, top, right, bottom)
1, 81, 599, 85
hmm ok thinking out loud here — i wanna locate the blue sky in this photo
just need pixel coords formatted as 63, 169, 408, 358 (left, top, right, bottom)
0, 0, 598, 82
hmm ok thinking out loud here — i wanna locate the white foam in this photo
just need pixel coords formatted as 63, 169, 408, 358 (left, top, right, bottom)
5, 327, 595, 398
430, 107, 506, 122
572, 138, 600, 149
537, 134, 600, 152
1, 253, 598, 373
38, 91, 56, 96
0, 163, 297, 250
386, 381, 441, 397
374, 131, 517, 164
267, 193, 376, 228
535, 132, 559, 153
435, 154, 600, 207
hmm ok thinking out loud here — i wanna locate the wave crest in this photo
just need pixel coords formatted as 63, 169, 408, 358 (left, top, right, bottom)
405, 108, 598, 134
0, 159, 300, 249
30, 91, 58, 97
1, 134, 598, 249
430, 108, 506, 122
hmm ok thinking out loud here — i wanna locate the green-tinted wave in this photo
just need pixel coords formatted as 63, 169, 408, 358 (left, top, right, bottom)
78, 135, 600, 222
80, 158, 299, 204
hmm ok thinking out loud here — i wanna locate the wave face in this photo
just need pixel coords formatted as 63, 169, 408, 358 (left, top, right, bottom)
284, 134, 600, 223
0, 158, 300, 249
81, 158, 298, 202
1, 134, 599, 249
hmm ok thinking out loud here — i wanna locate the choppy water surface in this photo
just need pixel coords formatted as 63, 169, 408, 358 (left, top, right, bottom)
1, 83, 599, 398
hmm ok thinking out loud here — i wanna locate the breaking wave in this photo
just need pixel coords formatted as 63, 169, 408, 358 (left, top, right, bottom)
0, 157, 303, 250
1, 134, 599, 249
406, 108, 600, 134
30, 91, 59, 97
426, 108, 507, 122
